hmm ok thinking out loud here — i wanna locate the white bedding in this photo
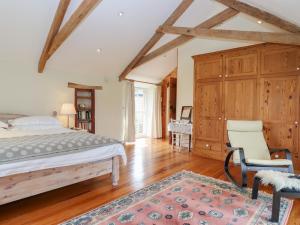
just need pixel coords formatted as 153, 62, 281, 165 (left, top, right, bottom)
0, 128, 126, 177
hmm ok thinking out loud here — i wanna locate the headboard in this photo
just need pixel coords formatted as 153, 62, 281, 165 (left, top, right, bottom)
0, 113, 26, 123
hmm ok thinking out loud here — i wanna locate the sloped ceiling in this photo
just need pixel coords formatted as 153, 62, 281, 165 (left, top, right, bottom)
0, 0, 299, 83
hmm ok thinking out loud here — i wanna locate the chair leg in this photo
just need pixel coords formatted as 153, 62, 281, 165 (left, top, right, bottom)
288, 165, 294, 173
241, 164, 248, 188
224, 151, 243, 188
172, 133, 176, 151
251, 176, 261, 199
271, 187, 281, 223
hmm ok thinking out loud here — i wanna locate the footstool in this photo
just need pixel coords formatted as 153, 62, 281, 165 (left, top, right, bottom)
251, 170, 300, 222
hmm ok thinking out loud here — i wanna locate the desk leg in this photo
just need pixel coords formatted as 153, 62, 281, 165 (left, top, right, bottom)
171, 132, 175, 150
188, 134, 191, 152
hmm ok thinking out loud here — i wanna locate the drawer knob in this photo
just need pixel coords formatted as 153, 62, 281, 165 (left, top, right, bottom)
295, 121, 298, 125
218, 117, 222, 120
297, 67, 300, 71
205, 144, 209, 147
225, 74, 228, 77
218, 75, 222, 78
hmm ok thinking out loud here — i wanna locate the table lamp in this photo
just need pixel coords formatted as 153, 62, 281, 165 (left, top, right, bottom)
60, 103, 76, 128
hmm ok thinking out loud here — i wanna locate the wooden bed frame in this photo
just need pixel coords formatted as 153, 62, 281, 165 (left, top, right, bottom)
0, 114, 120, 205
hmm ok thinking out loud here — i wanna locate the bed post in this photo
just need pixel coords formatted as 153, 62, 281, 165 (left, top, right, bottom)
112, 156, 119, 186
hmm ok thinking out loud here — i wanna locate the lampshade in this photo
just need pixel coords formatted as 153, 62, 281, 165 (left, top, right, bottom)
60, 103, 76, 115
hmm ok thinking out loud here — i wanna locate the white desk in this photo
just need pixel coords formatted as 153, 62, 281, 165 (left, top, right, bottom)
168, 120, 192, 151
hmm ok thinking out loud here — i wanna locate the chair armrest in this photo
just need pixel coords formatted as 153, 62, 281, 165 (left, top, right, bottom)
226, 146, 241, 152
225, 143, 246, 164
269, 148, 292, 160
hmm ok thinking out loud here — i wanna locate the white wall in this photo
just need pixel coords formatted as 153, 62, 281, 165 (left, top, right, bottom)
0, 61, 125, 140
176, 38, 258, 119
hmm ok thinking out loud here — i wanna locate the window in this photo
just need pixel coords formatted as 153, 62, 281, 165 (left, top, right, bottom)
135, 88, 146, 138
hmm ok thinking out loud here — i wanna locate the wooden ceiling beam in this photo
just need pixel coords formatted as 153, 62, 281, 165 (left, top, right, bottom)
68, 82, 103, 90
135, 8, 238, 68
118, 0, 194, 81
215, 0, 300, 33
159, 26, 300, 46
136, 1, 300, 68
38, 0, 71, 73
46, 0, 102, 63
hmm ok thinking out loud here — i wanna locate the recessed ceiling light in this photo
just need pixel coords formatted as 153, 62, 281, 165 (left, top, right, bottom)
118, 11, 124, 16
257, 20, 263, 24
96, 48, 102, 53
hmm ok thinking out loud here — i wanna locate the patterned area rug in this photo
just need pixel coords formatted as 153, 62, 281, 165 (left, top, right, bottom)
62, 171, 293, 225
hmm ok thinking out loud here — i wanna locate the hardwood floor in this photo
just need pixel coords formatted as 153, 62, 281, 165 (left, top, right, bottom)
0, 138, 299, 225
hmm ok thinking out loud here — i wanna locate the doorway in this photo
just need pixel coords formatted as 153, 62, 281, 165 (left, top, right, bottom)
161, 69, 177, 142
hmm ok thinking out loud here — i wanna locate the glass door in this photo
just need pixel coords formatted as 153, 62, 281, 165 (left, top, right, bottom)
135, 88, 147, 138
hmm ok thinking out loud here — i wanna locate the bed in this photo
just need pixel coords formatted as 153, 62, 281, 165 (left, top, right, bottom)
0, 114, 126, 205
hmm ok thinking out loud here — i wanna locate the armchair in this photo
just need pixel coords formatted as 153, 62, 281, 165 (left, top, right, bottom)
224, 120, 294, 188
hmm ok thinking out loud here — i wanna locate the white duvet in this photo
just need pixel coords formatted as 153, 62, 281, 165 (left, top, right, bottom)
0, 128, 126, 177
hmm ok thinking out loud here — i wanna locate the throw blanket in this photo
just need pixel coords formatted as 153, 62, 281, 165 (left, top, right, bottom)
0, 132, 120, 164
256, 170, 300, 191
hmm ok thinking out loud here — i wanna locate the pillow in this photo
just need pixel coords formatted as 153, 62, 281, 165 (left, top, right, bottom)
0, 121, 8, 129
10, 124, 63, 131
9, 116, 61, 127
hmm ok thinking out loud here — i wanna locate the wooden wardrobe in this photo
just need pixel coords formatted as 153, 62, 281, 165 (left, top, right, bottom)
193, 43, 300, 170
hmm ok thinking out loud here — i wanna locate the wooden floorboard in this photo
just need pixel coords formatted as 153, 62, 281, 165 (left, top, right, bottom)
0, 138, 299, 225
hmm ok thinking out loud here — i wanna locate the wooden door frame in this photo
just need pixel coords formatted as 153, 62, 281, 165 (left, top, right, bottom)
161, 69, 177, 140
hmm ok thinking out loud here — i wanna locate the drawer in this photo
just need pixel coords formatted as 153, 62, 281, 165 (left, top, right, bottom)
195, 140, 221, 152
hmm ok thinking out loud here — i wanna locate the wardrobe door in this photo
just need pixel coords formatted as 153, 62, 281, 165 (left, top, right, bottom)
261, 46, 300, 75
224, 49, 258, 78
260, 76, 299, 162
223, 79, 257, 146
224, 79, 257, 120
194, 55, 223, 80
194, 81, 223, 160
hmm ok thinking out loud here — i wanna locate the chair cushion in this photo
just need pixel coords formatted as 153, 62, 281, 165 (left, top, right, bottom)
227, 120, 271, 164
246, 159, 293, 166
228, 131, 271, 163
256, 170, 300, 191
